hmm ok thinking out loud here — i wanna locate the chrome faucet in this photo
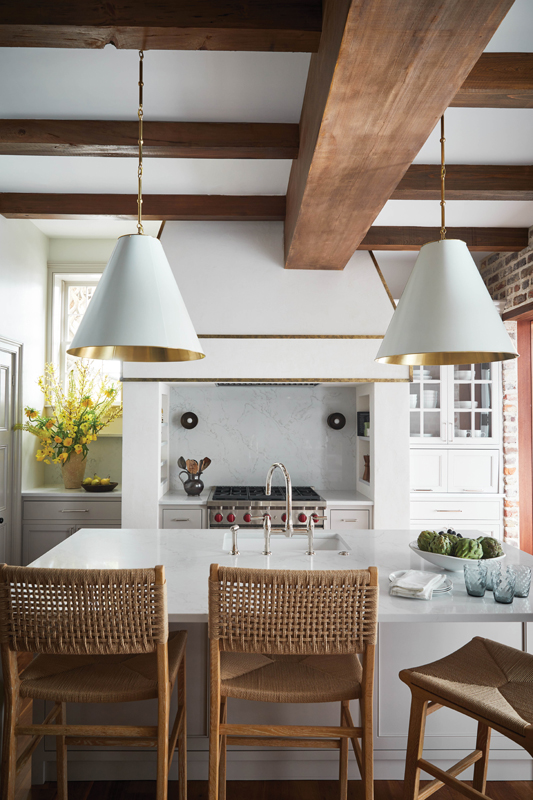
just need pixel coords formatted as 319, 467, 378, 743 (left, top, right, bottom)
305, 514, 328, 556
266, 462, 293, 536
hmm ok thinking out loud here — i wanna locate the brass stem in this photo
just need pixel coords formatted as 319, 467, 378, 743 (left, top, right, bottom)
137, 50, 144, 235
440, 114, 446, 240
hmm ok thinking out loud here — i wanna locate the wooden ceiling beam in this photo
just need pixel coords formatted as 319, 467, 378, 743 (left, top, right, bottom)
0, 1, 321, 52
452, 53, 533, 108
358, 227, 528, 252
284, 0, 515, 271
0, 193, 285, 221
393, 164, 533, 201
0, 120, 299, 159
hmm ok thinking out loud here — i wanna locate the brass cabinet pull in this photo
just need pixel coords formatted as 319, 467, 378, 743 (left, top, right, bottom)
172, 518, 190, 522
435, 509, 463, 512
59, 509, 89, 513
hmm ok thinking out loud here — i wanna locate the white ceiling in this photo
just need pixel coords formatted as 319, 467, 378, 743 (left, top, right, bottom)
0, 0, 531, 240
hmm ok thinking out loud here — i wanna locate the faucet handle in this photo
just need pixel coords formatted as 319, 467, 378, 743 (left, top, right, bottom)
229, 524, 240, 556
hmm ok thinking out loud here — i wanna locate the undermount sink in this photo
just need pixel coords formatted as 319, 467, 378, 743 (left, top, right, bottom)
222, 530, 350, 553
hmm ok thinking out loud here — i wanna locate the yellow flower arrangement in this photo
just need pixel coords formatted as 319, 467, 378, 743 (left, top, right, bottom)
15, 361, 122, 466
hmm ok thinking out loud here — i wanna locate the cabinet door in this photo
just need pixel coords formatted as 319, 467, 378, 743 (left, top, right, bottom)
161, 508, 204, 529
447, 449, 499, 493
447, 362, 500, 445
330, 509, 370, 529
410, 450, 447, 492
22, 523, 73, 565
409, 366, 446, 443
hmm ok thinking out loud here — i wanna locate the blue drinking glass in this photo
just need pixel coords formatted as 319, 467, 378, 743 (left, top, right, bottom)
493, 567, 516, 604
464, 562, 487, 597
513, 566, 531, 598
486, 562, 502, 592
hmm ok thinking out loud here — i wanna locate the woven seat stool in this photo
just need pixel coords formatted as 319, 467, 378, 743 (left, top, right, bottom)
208, 564, 379, 800
0, 564, 187, 800
400, 636, 533, 800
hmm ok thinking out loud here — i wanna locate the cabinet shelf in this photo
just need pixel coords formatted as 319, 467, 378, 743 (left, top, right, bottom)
358, 436, 370, 441
359, 478, 370, 486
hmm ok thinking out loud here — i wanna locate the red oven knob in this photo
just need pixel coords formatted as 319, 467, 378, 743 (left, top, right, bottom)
312, 513, 319, 523
214, 513, 223, 523
281, 513, 287, 523
298, 513, 307, 523
243, 513, 251, 523
227, 513, 236, 523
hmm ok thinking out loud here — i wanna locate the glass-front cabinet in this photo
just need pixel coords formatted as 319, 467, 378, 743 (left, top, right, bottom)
409, 363, 500, 445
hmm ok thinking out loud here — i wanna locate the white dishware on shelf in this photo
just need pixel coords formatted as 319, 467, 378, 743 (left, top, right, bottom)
410, 395, 418, 408
455, 429, 467, 437
423, 391, 438, 409
455, 371, 472, 380
409, 541, 506, 572
455, 400, 479, 409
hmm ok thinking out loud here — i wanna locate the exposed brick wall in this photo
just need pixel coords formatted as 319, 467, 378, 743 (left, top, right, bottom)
479, 228, 533, 548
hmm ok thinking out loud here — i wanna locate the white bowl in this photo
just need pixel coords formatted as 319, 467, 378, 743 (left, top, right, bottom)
455, 371, 472, 380
410, 395, 418, 408
409, 541, 506, 572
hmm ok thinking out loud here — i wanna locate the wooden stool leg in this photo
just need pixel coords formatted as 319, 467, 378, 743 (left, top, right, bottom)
219, 697, 227, 800
208, 642, 220, 800
403, 692, 429, 800
177, 657, 187, 800
361, 694, 373, 800
472, 722, 491, 794
1, 684, 18, 800
339, 701, 349, 800
56, 702, 68, 800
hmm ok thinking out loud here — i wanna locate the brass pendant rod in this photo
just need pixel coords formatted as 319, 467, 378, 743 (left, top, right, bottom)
440, 114, 446, 240
137, 50, 144, 235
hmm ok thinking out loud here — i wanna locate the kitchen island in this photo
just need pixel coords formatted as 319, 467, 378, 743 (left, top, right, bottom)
29, 529, 533, 783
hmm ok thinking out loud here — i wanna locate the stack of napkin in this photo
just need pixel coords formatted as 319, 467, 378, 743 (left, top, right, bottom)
390, 570, 446, 600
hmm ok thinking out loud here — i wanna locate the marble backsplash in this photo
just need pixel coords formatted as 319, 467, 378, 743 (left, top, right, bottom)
169, 385, 358, 491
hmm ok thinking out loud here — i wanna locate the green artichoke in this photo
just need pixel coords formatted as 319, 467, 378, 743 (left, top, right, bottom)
428, 534, 453, 556
480, 537, 504, 559
444, 533, 460, 548
417, 530, 437, 552
454, 538, 483, 559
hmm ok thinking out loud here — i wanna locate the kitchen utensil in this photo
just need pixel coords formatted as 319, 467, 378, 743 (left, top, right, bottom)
409, 541, 506, 572
189, 459, 199, 475
200, 456, 211, 471
389, 570, 452, 594
178, 456, 187, 470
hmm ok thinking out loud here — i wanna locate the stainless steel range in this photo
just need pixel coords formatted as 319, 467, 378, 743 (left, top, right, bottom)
207, 485, 326, 529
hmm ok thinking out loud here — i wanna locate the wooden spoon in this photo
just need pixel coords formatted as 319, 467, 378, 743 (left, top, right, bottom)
178, 456, 187, 470
201, 457, 211, 471
189, 459, 199, 475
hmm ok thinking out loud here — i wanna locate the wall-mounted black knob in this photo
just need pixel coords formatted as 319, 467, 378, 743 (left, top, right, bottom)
181, 412, 198, 430
327, 413, 346, 430
0, 518, 4, 524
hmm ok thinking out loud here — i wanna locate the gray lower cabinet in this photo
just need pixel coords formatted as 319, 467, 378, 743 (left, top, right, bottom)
161, 507, 205, 529
22, 497, 121, 565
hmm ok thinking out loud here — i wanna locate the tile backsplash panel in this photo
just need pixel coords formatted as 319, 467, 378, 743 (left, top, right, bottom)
169, 385, 358, 491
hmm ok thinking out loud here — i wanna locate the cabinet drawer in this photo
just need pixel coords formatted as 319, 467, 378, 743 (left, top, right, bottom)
411, 500, 501, 520
330, 509, 370, 530
23, 499, 121, 522
162, 508, 203, 529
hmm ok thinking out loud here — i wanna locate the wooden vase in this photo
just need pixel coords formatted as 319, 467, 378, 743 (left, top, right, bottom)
61, 451, 87, 489
362, 455, 370, 483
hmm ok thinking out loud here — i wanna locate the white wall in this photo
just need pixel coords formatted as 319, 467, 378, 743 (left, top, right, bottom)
47, 237, 116, 264
0, 217, 48, 489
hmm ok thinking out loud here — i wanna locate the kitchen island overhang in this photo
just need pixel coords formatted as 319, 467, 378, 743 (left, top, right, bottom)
25, 528, 533, 783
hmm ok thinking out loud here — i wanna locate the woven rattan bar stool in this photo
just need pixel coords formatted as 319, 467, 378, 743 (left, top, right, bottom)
400, 636, 533, 800
208, 564, 379, 800
0, 564, 187, 800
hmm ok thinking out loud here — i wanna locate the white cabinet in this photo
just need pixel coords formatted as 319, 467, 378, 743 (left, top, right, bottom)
411, 449, 499, 493
22, 496, 121, 565
329, 508, 371, 530
161, 508, 204, 529
410, 363, 500, 446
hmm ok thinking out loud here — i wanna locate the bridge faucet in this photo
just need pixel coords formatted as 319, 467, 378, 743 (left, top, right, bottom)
266, 462, 293, 537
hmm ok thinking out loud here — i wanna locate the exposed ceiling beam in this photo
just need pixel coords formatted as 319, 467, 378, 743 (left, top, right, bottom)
359, 227, 528, 252
451, 53, 533, 108
0, 193, 285, 221
0, 120, 299, 159
284, 0, 515, 271
393, 165, 533, 201
0, 1, 321, 52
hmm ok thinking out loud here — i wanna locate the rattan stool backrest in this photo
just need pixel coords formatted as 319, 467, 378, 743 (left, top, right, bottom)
209, 566, 378, 656
0, 564, 168, 655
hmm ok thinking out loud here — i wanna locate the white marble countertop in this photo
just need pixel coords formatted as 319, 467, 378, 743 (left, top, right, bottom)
22, 486, 122, 499
159, 490, 210, 506
30, 528, 533, 624
318, 490, 374, 506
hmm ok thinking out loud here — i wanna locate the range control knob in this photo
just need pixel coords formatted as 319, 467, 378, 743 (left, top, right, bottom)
227, 513, 236, 523
298, 513, 307, 523
214, 513, 223, 523
243, 513, 251, 523
311, 513, 319, 523
281, 513, 287, 523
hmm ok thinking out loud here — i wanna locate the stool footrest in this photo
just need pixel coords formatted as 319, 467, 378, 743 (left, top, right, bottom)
227, 736, 340, 748
418, 751, 485, 800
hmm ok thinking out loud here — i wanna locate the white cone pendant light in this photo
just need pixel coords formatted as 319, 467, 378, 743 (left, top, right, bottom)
375, 117, 517, 367
68, 52, 204, 363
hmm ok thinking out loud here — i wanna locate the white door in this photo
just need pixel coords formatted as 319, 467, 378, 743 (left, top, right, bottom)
447, 449, 499, 493
0, 349, 14, 563
410, 449, 447, 492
